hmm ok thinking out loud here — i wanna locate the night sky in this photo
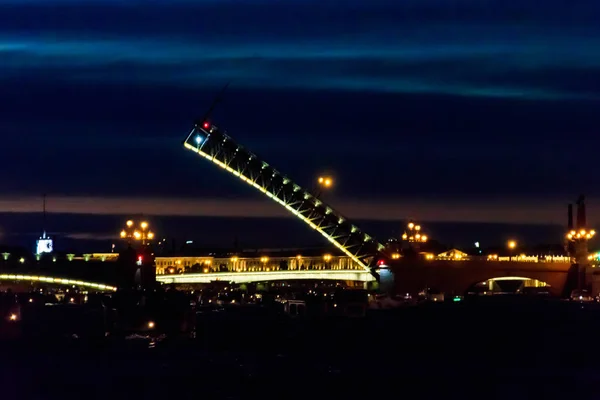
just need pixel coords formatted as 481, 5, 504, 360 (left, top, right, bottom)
1, 0, 599, 251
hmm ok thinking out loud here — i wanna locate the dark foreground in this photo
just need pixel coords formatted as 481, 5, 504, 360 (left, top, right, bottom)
2, 297, 600, 399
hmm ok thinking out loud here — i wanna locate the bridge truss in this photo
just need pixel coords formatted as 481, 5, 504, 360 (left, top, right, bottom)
183, 123, 385, 274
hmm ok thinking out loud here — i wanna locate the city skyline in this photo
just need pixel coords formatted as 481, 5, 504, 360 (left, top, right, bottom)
1, 0, 600, 247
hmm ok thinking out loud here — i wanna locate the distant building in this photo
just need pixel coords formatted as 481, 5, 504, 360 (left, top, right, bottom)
155, 250, 362, 275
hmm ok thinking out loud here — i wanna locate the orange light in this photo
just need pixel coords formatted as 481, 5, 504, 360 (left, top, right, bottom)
318, 176, 333, 188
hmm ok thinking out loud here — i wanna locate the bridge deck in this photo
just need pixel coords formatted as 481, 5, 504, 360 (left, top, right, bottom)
157, 269, 376, 284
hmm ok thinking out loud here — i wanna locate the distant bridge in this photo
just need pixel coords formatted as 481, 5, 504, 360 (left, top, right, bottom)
156, 259, 575, 296
157, 269, 376, 284
0, 274, 117, 292
388, 259, 573, 296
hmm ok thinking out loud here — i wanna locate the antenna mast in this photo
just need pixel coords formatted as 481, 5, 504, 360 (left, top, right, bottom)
194, 81, 231, 127
42, 194, 47, 238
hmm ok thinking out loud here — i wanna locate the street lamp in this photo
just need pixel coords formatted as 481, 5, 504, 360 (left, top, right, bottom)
315, 176, 333, 199
318, 176, 333, 188
120, 219, 155, 245
507, 240, 516, 261
402, 221, 428, 244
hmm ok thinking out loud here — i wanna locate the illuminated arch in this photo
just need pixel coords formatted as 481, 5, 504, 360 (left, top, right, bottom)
468, 276, 551, 294
183, 125, 384, 273
158, 270, 376, 284
0, 274, 117, 291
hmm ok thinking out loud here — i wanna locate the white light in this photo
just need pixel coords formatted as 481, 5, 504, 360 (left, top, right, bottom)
195, 136, 203, 145
36, 238, 53, 255
475, 242, 480, 248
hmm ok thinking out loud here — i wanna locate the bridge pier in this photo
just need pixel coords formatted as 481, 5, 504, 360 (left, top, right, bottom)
378, 268, 395, 294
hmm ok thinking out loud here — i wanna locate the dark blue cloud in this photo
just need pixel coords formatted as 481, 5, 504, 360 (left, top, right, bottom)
1, 0, 599, 99
0, 0, 599, 203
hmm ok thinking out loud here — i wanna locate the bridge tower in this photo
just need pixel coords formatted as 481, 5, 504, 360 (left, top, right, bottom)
182, 120, 387, 280
565, 195, 596, 292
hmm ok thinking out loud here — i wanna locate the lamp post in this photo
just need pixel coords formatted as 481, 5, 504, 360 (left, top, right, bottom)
120, 220, 155, 246
507, 240, 516, 261
315, 176, 333, 198
402, 221, 428, 244
401, 221, 428, 255
566, 228, 595, 264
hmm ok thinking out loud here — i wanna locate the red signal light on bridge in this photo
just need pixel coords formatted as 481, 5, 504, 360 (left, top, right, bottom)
377, 259, 385, 266
203, 122, 210, 129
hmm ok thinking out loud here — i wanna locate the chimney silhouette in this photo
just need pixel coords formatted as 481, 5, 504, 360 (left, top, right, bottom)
568, 204, 573, 230
576, 195, 586, 229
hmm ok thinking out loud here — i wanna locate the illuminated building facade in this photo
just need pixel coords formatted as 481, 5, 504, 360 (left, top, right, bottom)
155, 254, 362, 275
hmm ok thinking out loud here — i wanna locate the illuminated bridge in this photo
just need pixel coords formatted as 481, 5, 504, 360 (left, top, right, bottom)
0, 274, 117, 292
183, 122, 386, 275
180, 115, 582, 295
158, 270, 375, 285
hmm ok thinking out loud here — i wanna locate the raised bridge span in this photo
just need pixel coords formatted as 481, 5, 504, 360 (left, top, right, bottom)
180, 117, 577, 296
184, 122, 386, 274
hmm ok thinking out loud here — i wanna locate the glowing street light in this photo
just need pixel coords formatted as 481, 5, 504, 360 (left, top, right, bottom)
120, 219, 155, 245
314, 176, 334, 199
568, 229, 596, 241
318, 176, 333, 188
403, 221, 428, 243
507, 240, 517, 261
